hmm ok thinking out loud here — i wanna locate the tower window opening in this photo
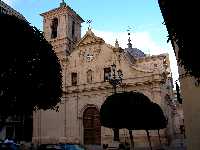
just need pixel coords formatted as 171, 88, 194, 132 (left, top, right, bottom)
51, 18, 58, 39
72, 21, 75, 38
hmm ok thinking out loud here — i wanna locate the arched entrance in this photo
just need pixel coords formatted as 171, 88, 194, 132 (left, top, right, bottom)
83, 107, 101, 145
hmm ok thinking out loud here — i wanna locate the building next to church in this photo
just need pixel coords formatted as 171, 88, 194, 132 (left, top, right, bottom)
0, 1, 32, 142
32, 1, 177, 148
158, 1, 200, 150
0, 0, 25, 20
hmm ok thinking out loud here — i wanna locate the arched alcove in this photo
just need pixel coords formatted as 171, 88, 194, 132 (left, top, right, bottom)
87, 69, 93, 83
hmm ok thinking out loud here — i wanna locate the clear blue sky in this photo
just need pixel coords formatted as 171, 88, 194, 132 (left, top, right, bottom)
3, 0, 179, 83
8, 0, 168, 46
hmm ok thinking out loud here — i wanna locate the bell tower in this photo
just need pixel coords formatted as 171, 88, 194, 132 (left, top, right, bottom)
40, 0, 84, 60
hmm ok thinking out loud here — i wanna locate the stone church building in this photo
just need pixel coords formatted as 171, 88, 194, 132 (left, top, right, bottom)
33, 1, 175, 147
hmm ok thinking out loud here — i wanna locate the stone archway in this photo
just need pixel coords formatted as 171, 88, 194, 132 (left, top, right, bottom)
83, 107, 101, 145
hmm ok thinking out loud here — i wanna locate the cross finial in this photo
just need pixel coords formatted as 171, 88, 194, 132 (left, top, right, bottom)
127, 26, 132, 48
86, 19, 92, 30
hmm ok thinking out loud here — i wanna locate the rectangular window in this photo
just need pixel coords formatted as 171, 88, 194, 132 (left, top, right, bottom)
71, 72, 77, 86
104, 68, 111, 81
87, 70, 93, 84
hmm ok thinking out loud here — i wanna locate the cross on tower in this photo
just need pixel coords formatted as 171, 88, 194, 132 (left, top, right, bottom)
86, 19, 93, 29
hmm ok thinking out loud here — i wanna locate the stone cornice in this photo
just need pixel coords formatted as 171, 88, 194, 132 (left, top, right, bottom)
50, 37, 76, 49
121, 53, 169, 73
137, 53, 168, 63
40, 5, 84, 23
122, 53, 153, 73
50, 37, 67, 45
78, 39, 104, 47
63, 73, 165, 94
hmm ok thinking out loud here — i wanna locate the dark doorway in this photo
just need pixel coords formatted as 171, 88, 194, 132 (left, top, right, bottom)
83, 107, 101, 145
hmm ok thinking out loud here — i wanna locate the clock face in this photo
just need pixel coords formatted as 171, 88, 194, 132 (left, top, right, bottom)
84, 51, 94, 62
86, 53, 94, 61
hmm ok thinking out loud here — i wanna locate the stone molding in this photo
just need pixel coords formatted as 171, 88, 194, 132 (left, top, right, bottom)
64, 73, 165, 94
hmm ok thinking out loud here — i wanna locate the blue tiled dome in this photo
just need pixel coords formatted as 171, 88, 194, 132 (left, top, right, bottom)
124, 47, 145, 58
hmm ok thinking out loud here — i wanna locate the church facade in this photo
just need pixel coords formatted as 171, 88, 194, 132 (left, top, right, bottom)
33, 2, 175, 147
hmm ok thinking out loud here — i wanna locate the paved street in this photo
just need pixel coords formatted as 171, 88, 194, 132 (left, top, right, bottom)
105, 134, 187, 150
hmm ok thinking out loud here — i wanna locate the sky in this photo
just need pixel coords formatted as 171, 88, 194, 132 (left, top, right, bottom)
3, 0, 179, 85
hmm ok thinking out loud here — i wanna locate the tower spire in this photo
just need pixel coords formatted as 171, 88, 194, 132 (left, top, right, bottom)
115, 39, 119, 48
60, 0, 66, 7
127, 26, 132, 48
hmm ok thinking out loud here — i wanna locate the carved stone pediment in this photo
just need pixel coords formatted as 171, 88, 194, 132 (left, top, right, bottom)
76, 29, 105, 47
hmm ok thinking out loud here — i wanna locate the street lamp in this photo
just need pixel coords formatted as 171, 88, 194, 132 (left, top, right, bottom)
108, 63, 123, 94
108, 63, 123, 141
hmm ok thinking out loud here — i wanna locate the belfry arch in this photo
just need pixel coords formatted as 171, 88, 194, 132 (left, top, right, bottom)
51, 17, 58, 39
